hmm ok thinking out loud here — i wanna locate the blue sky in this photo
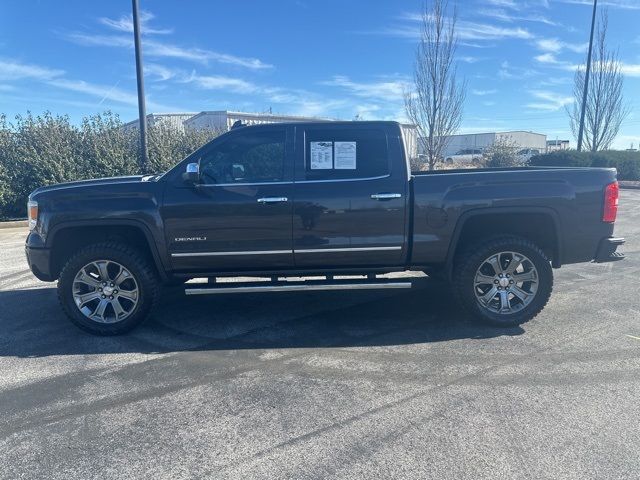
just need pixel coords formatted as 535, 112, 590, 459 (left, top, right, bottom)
1, 0, 639, 148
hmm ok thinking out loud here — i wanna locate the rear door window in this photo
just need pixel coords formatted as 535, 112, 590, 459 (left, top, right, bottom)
303, 128, 389, 181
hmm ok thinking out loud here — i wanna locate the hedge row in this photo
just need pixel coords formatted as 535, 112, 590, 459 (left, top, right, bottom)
0, 112, 221, 220
529, 150, 640, 181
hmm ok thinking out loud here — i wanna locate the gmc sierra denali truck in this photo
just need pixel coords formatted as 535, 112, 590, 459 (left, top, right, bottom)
25, 121, 625, 335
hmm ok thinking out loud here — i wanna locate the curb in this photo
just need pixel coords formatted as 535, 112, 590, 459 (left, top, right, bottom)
0, 220, 28, 229
619, 182, 640, 190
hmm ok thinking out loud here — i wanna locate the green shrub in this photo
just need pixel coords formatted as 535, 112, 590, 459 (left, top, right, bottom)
0, 111, 223, 220
530, 150, 640, 180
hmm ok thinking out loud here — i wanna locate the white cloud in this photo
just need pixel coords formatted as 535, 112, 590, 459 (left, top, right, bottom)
144, 64, 176, 82
525, 90, 573, 111
534, 53, 565, 65
456, 20, 534, 41
63, 10, 273, 70
558, 0, 640, 9
620, 63, 640, 77
535, 38, 587, 54
498, 61, 539, 80
472, 89, 498, 95
98, 11, 173, 35
0, 58, 176, 111
538, 76, 573, 86
381, 14, 533, 41
485, 0, 518, 8
478, 8, 558, 26
65, 32, 131, 48
47, 78, 140, 107
184, 73, 258, 94
147, 40, 272, 69
0, 59, 64, 81
533, 54, 583, 73
321, 75, 411, 102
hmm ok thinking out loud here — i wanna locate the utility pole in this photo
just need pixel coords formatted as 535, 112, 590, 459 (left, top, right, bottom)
132, 0, 148, 173
577, 0, 597, 152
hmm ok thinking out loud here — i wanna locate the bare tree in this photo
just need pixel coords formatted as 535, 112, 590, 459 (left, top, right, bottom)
568, 11, 630, 151
404, 0, 466, 170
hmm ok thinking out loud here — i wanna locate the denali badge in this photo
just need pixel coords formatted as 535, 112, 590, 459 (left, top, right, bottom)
174, 237, 207, 242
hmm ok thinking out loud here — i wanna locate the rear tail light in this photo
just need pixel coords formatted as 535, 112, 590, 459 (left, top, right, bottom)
602, 181, 619, 223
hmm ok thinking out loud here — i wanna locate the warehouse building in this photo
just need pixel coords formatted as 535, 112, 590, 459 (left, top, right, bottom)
123, 113, 198, 133
183, 110, 331, 131
439, 131, 547, 158
546, 139, 570, 152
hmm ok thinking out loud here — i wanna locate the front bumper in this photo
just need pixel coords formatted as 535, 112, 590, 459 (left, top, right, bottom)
25, 245, 55, 281
594, 237, 625, 263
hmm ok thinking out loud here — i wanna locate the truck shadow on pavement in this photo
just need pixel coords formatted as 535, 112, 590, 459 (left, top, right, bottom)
0, 277, 524, 357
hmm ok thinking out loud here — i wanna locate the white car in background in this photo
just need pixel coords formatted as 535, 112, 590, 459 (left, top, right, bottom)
444, 148, 483, 164
516, 148, 542, 162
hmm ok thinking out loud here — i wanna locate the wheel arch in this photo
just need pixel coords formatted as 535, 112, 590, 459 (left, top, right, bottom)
47, 220, 168, 281
445, 207, 562, 280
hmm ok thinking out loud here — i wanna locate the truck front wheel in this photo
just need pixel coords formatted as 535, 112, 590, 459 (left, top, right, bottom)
453, 236, 553, 327
57, 242, 160, 335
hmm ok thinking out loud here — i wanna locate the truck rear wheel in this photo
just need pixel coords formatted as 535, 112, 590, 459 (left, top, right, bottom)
57, 242, 159, 335
453, 236, 553, 327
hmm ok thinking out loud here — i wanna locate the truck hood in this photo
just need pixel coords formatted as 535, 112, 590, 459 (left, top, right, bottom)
30, 175, 148, 198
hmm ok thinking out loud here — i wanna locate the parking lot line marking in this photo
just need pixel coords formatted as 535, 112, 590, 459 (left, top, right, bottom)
625, 335, 640, 341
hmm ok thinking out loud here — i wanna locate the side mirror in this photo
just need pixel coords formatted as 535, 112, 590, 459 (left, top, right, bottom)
182, 162, 200, 184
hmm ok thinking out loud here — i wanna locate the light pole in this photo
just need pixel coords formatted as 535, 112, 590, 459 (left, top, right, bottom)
132, 0, 148, 173
577, 0, 597, 152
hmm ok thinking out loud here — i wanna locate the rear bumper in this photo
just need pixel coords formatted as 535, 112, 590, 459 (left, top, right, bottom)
593, 237, 625, 263
25, 245, 55, 281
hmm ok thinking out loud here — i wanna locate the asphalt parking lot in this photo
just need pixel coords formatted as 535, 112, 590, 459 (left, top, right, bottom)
1, 190, 639, 480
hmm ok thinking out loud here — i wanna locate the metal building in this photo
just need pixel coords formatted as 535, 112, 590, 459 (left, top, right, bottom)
438, 131, 547, 158
123, 113, 198, 133
183, 110, 331, 131
546, 139, 571, 152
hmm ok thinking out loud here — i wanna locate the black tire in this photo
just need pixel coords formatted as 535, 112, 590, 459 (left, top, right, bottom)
58, 242, 159, 335
453, 236, 553, 327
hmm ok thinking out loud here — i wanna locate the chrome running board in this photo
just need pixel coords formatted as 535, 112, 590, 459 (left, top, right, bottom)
185, 279, 412, 296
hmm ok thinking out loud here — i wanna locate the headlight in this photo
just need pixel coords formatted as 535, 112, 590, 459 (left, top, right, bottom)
27, 200, 38, 230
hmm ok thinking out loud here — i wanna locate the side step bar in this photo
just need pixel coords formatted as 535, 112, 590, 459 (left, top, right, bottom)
185, 279, 412, 296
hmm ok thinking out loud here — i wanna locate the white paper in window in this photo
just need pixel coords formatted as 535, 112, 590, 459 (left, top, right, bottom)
310, 141, 333, 169
334, 142, 356, 169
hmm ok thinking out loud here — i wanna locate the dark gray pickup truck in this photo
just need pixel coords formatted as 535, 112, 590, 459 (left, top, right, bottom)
25, 121, 624, 335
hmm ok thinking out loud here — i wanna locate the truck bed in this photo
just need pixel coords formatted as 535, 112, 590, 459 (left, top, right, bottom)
409, 166, 618, 267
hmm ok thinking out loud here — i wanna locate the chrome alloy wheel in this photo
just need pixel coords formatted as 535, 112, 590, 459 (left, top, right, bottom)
473, 251, 539, 314
72, 260, 139, 324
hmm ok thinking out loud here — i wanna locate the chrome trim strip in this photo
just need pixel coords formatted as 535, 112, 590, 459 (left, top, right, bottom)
185, 282, 412, 295
198, 181, 293, 187
295, 246, 402, 253
172, 246, 402, 258
172, 250, 292, 258
295, 174, 391, 184
197, 175, 390, 187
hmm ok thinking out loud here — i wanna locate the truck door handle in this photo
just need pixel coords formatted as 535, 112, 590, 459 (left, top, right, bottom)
257, 197, 288, 204
371, 193, 402, 200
